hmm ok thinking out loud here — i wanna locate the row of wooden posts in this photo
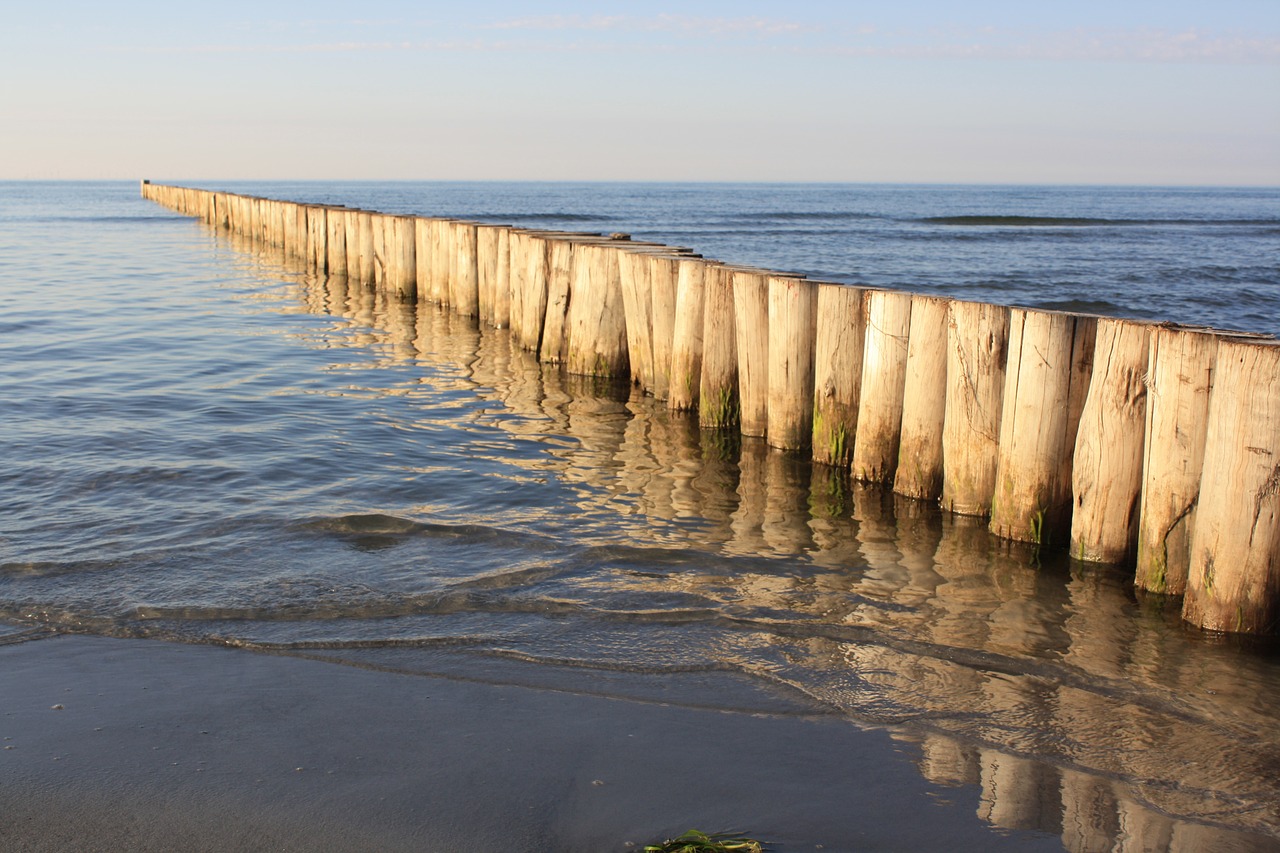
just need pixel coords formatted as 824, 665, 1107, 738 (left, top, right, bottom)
141, 181, 1280, 636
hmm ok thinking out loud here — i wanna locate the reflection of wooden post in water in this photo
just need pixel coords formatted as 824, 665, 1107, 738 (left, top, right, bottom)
767, 275, 817, 451
977, 749, 1062, 836
699, 264, 740, 430
812, 283, 864, 469
1058, 769, 1120, 853
729, 437, 770, 557
851, 290, 912, 483
1135, 327, 1218, 594
916, 732, 980, 788
942, 301, 1010, 516
1070, 318, 1150, 564
1184, 340, 1280, 634
375, 284, 418, 363
895, 294, 950, 500
850, 484, 908, 608
990, 310, 1095, 546
763, 450, 816, 555
668, 257, 709, 413
732, 269, 771, 438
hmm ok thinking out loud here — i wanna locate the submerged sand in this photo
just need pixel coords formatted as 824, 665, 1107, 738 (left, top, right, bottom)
0, 633, 1066, 852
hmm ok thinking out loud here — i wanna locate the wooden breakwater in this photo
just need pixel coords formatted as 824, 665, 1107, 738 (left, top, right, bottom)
140, 180, 1280, 636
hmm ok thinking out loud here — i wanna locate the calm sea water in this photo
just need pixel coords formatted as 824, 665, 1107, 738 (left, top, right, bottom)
3, 181, 1280, 850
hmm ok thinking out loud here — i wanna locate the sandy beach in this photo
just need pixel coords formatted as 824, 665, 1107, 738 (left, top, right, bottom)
0, 632, 1068, 852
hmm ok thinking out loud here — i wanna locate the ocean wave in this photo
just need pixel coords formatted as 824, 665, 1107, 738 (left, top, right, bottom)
917, 215, 1280, 227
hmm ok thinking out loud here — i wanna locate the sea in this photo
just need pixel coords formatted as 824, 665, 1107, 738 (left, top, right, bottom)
3, 181, 1280, 850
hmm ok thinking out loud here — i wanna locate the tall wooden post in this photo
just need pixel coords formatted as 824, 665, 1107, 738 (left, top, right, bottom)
732, 269, 771, 438
1183, 339, 1280, 634
894, 294, 950, 500
811, 283, 865, 468
851, 290, 912, 483
1070, 318, 1151, 564
941, 300, 1010, 516
451, 221, 479, 316
669, 257, 711, 413
1135, 327, 1219, 594
989, 310, 1095, 545
766, 275, 818, 451
699, 264, 740, 430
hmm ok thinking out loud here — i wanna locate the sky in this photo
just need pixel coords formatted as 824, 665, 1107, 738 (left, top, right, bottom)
1, 1, 1277, 184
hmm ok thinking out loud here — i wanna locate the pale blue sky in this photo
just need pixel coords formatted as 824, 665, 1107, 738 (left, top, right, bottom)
2, 1, 1277, 184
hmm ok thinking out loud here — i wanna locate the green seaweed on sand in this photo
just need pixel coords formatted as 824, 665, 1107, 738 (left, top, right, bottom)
643, 829, 766, 853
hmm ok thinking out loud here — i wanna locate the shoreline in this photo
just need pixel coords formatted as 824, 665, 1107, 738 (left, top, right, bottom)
0, 633, 1066, 852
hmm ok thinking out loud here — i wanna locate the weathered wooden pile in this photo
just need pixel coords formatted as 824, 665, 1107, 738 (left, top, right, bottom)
141, 181, 1280, 635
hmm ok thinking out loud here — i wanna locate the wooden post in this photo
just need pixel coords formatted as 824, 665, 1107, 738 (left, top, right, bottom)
811, 283, 865, 468
414, 217, 433, 303
358, 211, 375, 284
307, 206, 327, 273
565, 242, 629, 377
1183, 339, 1280, 634
1134, 327, 1219, 594
428, 219, 451, 305
668, 257, 711, 413
507, 230, 528, 344
990, 310, 1096, 545
518, 232, 551, 353
539, 237, 575, 364
449, 221, 479, 316
732, 269, 771, 438
343, 209, 361, 282
851, 290, 912, 483
370, 213, 388, 288
649, 254, 681, 401
894, 294, 950, 500
476, 225, 509, 327
766, 275, 818, 451
1070, 318, 1151, 564
699, 264, 740, 430
326, 207, 347, 276
941, 300, 1010, 516
493, 227, 511, 329
619, 248, 655, 390
389, 215, 417, 300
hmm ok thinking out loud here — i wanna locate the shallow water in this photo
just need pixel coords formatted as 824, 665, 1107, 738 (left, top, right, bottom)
3, 181, 1280, 851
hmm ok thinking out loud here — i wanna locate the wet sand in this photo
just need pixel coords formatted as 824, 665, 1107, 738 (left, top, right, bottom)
0, 633, 1063, 853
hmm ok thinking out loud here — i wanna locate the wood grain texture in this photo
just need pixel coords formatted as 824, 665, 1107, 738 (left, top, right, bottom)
1183, 339, 1280, 634
894, 294, 950, 500
852, 290, 912, 483
767, 276, 818, 451
941, 300, 1010, 517
1070, 318, 1151, 564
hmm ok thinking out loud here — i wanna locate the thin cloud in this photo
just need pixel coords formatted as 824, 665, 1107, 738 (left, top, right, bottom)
826, 26, 1280, 65
486, 14, 813, 38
